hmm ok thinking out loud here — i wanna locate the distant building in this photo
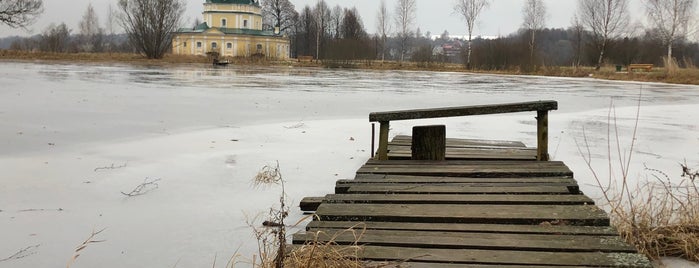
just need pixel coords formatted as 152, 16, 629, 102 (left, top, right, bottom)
171, 0, 290, 59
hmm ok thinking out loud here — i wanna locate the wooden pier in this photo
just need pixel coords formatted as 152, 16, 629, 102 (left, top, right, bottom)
295, 101, 652, 267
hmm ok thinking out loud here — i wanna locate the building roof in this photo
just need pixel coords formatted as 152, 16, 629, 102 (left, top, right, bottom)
175, 22, 279, 37
205, 0, 259, 5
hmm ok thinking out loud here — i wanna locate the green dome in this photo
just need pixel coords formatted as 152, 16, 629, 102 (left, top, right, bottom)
206, 0, 258, 5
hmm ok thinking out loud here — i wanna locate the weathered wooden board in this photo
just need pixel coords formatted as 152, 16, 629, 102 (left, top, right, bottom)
368, 100, 558, 122
293, 229, 636, 252
351, 174, 575, 183
344, 184, 576, 195
288, 245, 651, 267
305, 221, 618, 236
300, 194, 594, 211
357, 163, 573, 177
363, 160, 567, 166
335, 181, 580, 194
390, 135, 527, 148
387, 146, 538, 161
363, 262, 592, 268
315, 203, 609, 226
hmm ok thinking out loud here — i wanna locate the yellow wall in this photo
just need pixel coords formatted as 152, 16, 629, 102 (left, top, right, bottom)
172, 33, 290, 59
205, 13, 262, 30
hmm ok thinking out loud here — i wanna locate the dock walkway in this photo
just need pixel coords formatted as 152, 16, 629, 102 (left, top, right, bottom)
295, 102, 651, 267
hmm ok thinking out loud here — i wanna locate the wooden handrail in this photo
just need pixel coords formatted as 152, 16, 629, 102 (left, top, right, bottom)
370, 100, 558, 161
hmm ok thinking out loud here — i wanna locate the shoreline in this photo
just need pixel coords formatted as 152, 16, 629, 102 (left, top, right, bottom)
2, 49, 699, 85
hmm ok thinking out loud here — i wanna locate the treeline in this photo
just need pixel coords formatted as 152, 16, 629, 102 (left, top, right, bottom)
470, 28, 699, 70
1, 3, 132, 53
268, 0, 699, 70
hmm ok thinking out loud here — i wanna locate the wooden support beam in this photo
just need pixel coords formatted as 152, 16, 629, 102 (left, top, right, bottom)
537, 110, 549, 161
411, 125, 446, 160
369, 101, 557, 122
377, 121, 390, 160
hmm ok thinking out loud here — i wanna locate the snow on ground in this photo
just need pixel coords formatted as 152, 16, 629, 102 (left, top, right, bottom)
0, 62, 698, 267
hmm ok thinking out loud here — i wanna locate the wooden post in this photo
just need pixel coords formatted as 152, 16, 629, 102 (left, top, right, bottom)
536, 110, 549, 161
411, 125, 446, 160
377, 121, 390, 160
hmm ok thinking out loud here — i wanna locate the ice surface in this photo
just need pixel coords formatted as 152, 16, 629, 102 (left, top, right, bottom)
1, 62, 698, 267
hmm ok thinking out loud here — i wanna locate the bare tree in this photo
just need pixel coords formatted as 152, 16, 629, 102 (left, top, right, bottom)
329, 5, 343, 39
39, 23, 71, 52
570, 15, 586, 68
643, 0, 696, 60
79, 3, 103, 52
261, 0, 297, 35
454, 0, 490, 68
117, 0, 186, 59
395, 0, 416, 62
0, 0, 42, 28
312, 0, 331, 59
105, 4, 117, 53
341, 7, 365, 40
522, 0, 546, 66
376, 0, 391, 63
577, 0, 630, 70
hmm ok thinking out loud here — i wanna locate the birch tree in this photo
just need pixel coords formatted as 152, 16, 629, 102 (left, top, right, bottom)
643, 0, 696, 60
376, 0, 391, 63
0, 0, 43, 28
577, 0, 630, 70
522, 0, 546, 66
79, 3, 103, 52
395, 0, 416, 62
454, 0, 490, 68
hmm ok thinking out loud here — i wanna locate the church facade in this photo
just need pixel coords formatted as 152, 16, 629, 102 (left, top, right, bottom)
172, 0, 290, 59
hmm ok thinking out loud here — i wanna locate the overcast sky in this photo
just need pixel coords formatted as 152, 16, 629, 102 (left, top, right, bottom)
0, 0, 649, 38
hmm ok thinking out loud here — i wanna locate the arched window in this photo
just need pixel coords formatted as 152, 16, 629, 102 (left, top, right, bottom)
221, 19, 227, 27
212, 42, 218, 49
227, 43, 232, 49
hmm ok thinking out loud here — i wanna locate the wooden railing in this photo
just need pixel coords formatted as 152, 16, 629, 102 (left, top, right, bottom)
369, 100, 558, 161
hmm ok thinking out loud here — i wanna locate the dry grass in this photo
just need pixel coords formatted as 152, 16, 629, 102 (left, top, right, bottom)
578, 96, 699, 263
283, 225, 367, 268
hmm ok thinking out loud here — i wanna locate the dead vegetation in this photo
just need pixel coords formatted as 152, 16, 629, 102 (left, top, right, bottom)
247, 162, 368, 268
577, 96, 699, 263
66, 228, 106, 268
120, 177, 161, 197
0, 244, 40, 262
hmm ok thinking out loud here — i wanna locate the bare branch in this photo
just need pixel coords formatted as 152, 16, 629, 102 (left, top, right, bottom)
66, 228, 106, 268
94, 162, 128, 172
121, 177, 161, 197
0, 0, 43, 28
0, 244, 40, 262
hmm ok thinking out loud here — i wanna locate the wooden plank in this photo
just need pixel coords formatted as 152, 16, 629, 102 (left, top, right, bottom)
324, 194, 592, 205
305, 221, 619, 236
391, 135, 526, 148
300, 194, 593, 212
293, 229, 637, 252
386, 146, 537, 161
363, 160, 569, 166
350, 174, 575, 183
336, 180, 580, 194
357, 163, 573, 177
300, 196, 324, 211
364, 262, 594, 268
288, 245, 651, 267
411, 125, 446, 160
344, 185, 577, 195
315, 203, 609, 226
369, 100, 558, 122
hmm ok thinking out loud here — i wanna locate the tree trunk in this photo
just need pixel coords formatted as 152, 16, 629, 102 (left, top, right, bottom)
467, 33, 473, 69
596, 41, 606, 71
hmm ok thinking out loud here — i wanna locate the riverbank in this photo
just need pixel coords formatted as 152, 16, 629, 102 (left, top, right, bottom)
2, 50, 699, 85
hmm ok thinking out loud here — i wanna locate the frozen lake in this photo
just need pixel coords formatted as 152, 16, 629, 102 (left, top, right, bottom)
1, 61, 698, 267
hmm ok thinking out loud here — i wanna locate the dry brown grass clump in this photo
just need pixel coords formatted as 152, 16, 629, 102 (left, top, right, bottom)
578, 99, 699, 263
283, 227, 367, 268
609, 167, 699, 262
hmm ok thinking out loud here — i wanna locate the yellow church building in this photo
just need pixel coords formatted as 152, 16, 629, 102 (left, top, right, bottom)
172, 0, 290, 59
